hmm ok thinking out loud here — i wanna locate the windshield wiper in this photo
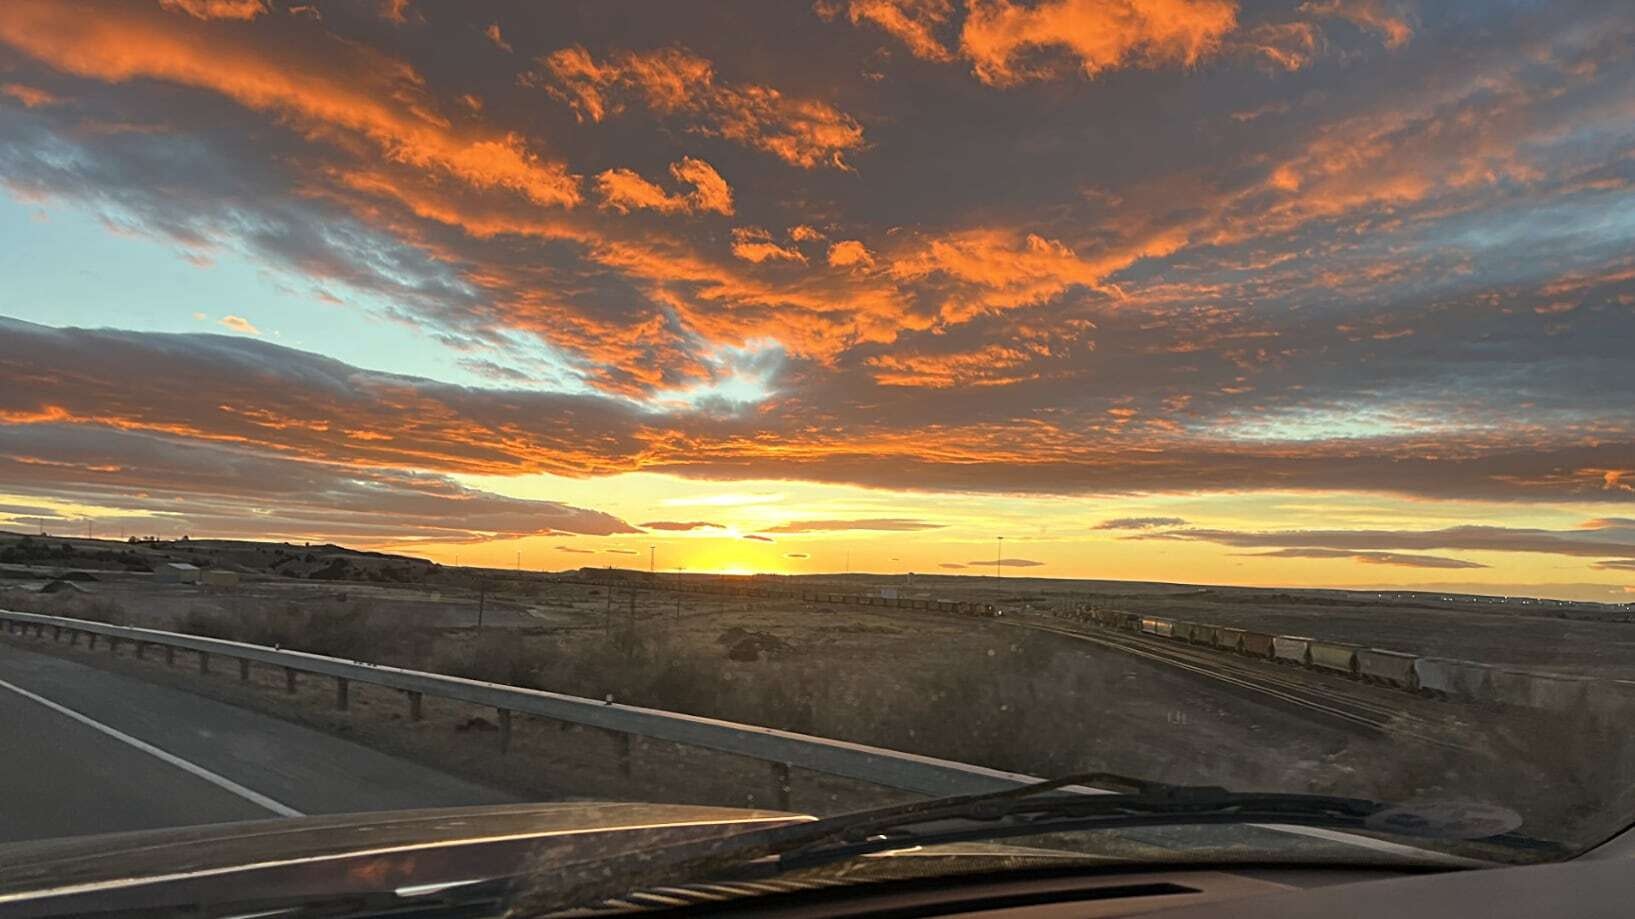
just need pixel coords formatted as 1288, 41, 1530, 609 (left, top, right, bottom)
510, 772, 1563, 914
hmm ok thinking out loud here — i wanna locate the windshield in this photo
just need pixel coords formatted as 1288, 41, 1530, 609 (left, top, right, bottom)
1, 0, 1633, 912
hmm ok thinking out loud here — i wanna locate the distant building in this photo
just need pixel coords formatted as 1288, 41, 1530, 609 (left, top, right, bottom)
156, 562, 200, 584
878, 586, 898, 600
202, 569, 240, 588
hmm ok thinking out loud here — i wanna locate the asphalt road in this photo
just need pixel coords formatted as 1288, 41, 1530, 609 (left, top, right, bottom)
0, 642, 515, 844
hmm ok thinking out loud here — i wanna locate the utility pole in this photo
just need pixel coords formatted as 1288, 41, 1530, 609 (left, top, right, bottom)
649, 544, 655, 576
477, 579, 486, 632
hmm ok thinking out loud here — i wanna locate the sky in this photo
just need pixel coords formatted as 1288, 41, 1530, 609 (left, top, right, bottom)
0, 0, 1632, 601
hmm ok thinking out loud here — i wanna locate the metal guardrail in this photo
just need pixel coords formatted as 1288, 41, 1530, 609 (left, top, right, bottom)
0, 609, 1048, 803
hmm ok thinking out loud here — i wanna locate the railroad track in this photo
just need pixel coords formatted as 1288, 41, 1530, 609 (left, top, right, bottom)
1005, 618, 1469, 751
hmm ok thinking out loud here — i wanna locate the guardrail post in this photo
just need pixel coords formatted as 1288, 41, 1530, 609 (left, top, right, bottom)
69, 630, 80, 647
52, 625, 61, 642
165, 646, 175, 667
239, 659, 251, 682
34, 623, 44, 637
284, 667, 298, 694
407, 691, 423, 721
498, 709, 512, 753
135, 641, 147, 660
108, 636, 120, 654
772, 761, 792, 810
199, 651, 210, 675
336, 678, 350, 711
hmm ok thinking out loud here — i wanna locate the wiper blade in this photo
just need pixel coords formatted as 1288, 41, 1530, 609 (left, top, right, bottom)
510, 772, 1558, 914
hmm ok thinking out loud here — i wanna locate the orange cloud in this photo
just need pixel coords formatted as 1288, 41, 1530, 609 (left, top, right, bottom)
1241, 20, 1321, 70
532, 45, 865, 169
1300, 0, 1411, 48
217, 315, 261, 335
960, 0, 1239, 85
828, 239, 876, 268
379, 0, 410, 24
0, 1, 581, 208
889, 228, 1116, 319
789, 224, 826, 241
158, 0, 266, 21
825, 0, 957, 62
867, 341, 1051, 387
731, 227, 807, 263
595, 156, 734, 215
484, 22, 512, 53
1, 82, 57, 107
670, 157, 734, 215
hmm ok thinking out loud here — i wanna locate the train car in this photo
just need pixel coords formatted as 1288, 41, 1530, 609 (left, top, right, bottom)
1240, 631, 1275, 658
1169, 621, 1197, 642
1117, 612, 1142, 632
1357, 648, 1419, 689
1308, 640, 1361, 676
1140, 616, 1174, 638
1271, 635, 1312, 665
1191, 624, 1219, 646
1214, 627, 1245, 653
1413, 657, 1493, 701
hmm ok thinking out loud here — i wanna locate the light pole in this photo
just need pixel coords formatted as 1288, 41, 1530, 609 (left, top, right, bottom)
649, 545, 655, 576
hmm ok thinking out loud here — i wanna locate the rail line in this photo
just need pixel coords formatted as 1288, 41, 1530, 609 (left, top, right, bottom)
1004, 617, 1469, 751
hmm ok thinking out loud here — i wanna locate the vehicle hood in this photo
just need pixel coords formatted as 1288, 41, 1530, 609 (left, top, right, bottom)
0, 800, 812, 916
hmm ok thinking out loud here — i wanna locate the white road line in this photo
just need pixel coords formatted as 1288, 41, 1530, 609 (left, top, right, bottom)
0, 676, 303, 818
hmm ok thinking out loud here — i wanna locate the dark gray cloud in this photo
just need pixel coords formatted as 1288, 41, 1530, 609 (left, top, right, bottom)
1245, 548, 1488, 570
969, 558, 1045, 568
0, 422, 637, 544
1134, 524, 1635, 562
784, 552, 809, 559
1, 320, 1631, 509
743, 534, 773, 542
640, 520, 723, 531
1094, 517, 1189, 530
554, 545, 596, 554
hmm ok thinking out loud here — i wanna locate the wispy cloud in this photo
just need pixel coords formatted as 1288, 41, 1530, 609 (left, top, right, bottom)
764, 518, 944, 533
1094, 516, 1188, 530
529, 44, 864, 168
640, 520, 723, 531
1246, 548, 1487, 570
217, 315, 260, 335
1133, 524, 1635, 563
